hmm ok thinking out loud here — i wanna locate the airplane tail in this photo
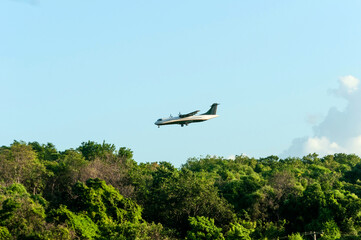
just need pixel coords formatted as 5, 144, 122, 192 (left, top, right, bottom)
202, 103, 219, 115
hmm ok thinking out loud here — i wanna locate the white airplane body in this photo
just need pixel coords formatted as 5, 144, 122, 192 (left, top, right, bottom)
155, 103, 219, 127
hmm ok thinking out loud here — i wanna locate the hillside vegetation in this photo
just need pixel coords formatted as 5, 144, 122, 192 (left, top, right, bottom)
1, 141, 361, 239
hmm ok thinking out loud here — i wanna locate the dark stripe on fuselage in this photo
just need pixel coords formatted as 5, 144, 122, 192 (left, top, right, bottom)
159, 119, 206, 125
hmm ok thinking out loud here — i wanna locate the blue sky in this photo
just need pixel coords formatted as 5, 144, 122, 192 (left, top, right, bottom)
1, 0, 361, 166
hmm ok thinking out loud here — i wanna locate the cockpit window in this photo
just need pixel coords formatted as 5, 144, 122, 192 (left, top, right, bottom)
157, 119, 162, 121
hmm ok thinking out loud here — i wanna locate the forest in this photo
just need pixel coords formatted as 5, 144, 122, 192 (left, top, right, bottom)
1, 141, 361, 239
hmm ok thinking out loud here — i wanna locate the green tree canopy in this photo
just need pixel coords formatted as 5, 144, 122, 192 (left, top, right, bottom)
186, 216, 224, 240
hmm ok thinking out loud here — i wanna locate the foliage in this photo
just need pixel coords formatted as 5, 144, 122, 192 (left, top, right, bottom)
141, 164, 234, 235
1, 141, 361, 239
288, 233, 304, 240
0, 183, 75, 240
77, 141, 116, 161
49, 205, 99, 239
111, 221, 176, 240
0, 226, 11, 240
71, 178, 142, 225
186, 216, 225, 240
0, 183, 46, 238
0, 141, 49, 194
225, 220, 256, 240
321, 220, 341, 240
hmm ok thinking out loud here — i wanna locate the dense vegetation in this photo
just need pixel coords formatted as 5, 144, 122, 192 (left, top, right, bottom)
1, 141, 361, 239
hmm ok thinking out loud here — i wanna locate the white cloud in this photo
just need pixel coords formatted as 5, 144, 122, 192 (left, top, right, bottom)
347, 135, 361, 155
228, 155, 236, 160
283, 75, 361, 158
332, 75, 360, 97
228, 154, 250, 160
304, 137, 343, 155
340, 75, 359, 93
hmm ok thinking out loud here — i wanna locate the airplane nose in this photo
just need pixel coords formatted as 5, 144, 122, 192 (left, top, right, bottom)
154, 121, 161, 128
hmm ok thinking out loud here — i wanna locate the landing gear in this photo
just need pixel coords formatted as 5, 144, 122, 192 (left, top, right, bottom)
181, 124, 184, 127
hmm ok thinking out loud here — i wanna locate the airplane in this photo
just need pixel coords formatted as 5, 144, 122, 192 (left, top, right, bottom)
154, 103, 219, 128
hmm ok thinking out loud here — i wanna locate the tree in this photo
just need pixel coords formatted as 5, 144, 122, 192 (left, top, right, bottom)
0, 183, 75, 239
111, 221, 175, 240
48, 178, 145, 239
77, 141, 116, 161
288, 233, 303, 240
79, 153, 134, 198
0, 141, 48, 194
186, 216, 224, 240
268, 171, 303, 222
320, 220, 341, 240
301, 183, 327, 229
219, 175, 263, 215
70, 178, 142, 225
142, 167, 234, 236
225, 220, 256, 240
49, 205, 99, 239
0, 226, 12, 240
43, 149, 88, 206
29, 141, 59, 161
118, 147, 133, 160
344, 163, 361, 184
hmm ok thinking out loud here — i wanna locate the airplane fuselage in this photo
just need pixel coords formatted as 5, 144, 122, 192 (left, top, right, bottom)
155, 114, 219, 127
155, 103, 219, 127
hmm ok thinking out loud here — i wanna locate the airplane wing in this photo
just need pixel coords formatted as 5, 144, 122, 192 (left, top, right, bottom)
179, 110, 200, 118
